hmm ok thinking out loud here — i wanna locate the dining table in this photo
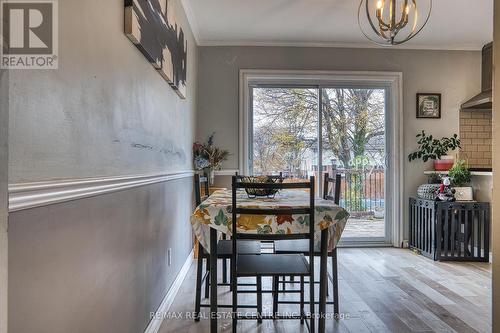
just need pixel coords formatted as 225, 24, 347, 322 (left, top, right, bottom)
190, 188, 349, 332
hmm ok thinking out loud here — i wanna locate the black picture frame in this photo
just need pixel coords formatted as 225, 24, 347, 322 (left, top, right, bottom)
416, 93, 441, 119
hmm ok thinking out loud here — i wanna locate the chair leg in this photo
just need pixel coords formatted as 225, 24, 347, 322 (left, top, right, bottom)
310, 267, 315, 332
300, 276, 305, 324
223, 258, 228, 284
231, 268, 237, 332
204, 257, 210, 299
222, 234, 228, 285
229, 259, 233, 291
257, 276, 262, 324
273, 276, 279, 318
326, 253, 330, 297
194, 252, 203, 321
332, 248, 339, 320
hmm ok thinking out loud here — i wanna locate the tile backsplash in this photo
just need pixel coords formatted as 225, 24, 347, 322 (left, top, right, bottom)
459, 110, 492, 169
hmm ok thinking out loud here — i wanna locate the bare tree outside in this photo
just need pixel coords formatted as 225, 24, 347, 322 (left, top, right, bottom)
253, 88, 385, 173
252, 87, 386, 238
322, 89, 385, 168
253, 88, 318, 177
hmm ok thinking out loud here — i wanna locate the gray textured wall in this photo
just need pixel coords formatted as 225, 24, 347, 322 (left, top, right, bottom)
9, 0, 198, 182
0, 69, 8, 333
9, 178, 193, 333
7, 0, 197, 332
198, 46, 482, 239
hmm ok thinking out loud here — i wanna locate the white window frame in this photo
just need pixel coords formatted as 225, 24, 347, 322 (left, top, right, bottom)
239, 69, 404, 247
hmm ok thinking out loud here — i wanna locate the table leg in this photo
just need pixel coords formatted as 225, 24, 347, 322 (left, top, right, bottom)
319, 229, 328, 333
332, 247, 339, 319
210, 228, 218, 332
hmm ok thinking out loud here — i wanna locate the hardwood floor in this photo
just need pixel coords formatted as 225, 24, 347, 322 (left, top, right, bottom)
158, 248, 491, 333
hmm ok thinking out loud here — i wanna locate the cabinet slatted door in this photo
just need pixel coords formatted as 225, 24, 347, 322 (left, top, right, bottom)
410, 198, 490, 262
409, 198, 435, 259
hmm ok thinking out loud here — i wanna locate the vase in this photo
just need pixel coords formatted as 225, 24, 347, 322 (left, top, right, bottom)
206, 169, 215, 186
417, 184, 441, 200
453, 186, 474, 201
434, 155, 454, 171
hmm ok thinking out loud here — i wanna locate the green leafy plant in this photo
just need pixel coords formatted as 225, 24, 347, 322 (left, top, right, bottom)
408, 130, 461, 162
448, 159, 471, 187
427, 172, 442, 184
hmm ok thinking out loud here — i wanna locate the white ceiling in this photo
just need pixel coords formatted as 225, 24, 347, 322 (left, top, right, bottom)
181, 0, 493, 50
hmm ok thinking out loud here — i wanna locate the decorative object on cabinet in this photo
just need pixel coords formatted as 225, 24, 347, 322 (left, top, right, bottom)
408, 130, 461, 171
448, 160, 473, 201
426, 172, 442, 184
435, 176, 455, 202
417, 184, 440, 200
417, 172, 441, 200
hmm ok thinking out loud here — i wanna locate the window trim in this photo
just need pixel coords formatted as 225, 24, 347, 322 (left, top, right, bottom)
239, 69, 404, 247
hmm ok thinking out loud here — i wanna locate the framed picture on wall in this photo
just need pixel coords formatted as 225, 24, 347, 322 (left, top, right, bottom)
125, 0, 188, 99
416, 93, 441, 119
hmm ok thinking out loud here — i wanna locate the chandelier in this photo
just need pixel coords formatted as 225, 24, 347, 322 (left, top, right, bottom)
358, 0, 432, 46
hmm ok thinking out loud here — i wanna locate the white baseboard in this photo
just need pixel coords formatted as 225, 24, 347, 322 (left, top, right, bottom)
144, 249, 194, 333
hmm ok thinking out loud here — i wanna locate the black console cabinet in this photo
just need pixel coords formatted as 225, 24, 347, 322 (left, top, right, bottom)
409, 198, 490, 262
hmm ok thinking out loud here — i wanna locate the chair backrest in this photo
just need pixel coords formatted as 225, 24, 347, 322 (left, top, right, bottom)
234, 171, 284, 181
194, 173, 210, 206
231, 176, 315, 257
323, 173, 341, 204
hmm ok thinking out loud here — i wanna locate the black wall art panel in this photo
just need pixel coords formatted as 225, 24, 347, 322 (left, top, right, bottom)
125, 0, 187, 98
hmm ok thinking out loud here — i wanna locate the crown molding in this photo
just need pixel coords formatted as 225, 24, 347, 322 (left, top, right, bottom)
8, 170, 194, 212
180, 0, 200, 45
197, 39, 484, 51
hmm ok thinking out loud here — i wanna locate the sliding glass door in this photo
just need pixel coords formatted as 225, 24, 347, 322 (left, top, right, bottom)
320, 88, 386, 242
250, 85, 388, 244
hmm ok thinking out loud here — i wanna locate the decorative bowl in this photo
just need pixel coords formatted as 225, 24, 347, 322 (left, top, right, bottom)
243, 176, 282, 197
417, 184, 440, 200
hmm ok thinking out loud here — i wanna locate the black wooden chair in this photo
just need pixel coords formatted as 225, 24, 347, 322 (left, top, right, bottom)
235, 171, 283, 179
274, 173, 342, 318
231, 176, 316, 332
193, 174, 261, 321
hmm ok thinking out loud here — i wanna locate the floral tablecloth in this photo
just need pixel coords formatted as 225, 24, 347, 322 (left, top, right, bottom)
191, 189, 350, 253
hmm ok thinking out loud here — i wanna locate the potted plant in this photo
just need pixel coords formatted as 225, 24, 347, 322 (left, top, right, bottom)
193, 133, 230, 185
426, 172, 442, 184
408, 130, 461, 171
448, 159, 473, 201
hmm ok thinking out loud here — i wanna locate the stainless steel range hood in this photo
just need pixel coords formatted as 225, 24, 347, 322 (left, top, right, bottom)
461, 43, 493, 111
461, 90, 492, 110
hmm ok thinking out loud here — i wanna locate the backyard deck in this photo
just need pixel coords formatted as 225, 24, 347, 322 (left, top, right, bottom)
342, 217, 385, 238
